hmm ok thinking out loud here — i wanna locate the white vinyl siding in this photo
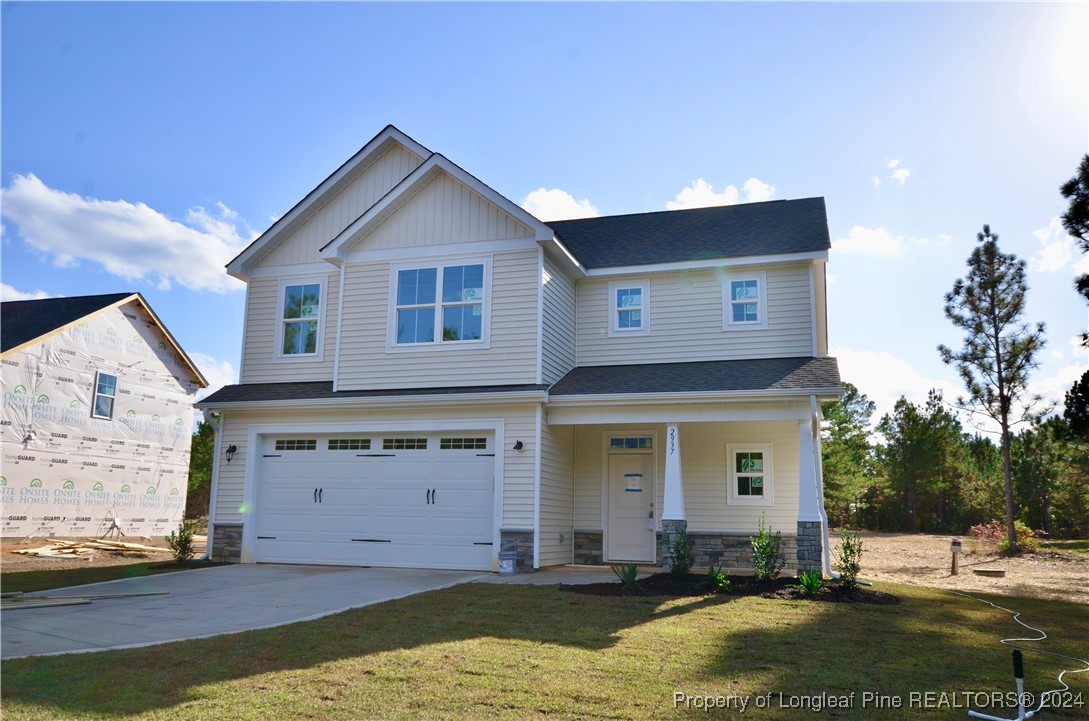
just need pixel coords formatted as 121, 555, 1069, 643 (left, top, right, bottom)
539, 421, 575, 567
541, 254, 577, 385
572, 420, 800, 534
257, 145, 424, 268
212, 404, 538, 530
576, 265, 814, 366
343, 171, 535, 252
239, 272, 339, 383
337, 249, 539, 390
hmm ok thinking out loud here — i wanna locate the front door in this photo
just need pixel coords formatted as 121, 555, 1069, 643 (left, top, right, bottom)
606, 452, 656, 562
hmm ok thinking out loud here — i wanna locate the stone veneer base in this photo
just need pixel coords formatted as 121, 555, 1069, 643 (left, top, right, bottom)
573, 531, 603, 566
500, 530, 535, 572
210, 523, 242, 563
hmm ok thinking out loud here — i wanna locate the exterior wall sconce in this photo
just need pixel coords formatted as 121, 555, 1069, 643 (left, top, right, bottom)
225, 444, 238, 464
513, 440, 524, 452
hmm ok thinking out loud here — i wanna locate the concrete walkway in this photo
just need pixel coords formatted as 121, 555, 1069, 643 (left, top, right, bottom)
1, 564, 479, 660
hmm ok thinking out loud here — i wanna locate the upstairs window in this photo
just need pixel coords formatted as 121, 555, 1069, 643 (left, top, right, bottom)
278, 278, 325, 358
92, 372, 117, 419
390, 259, 490, 348
723, 271, 767, 330
608, 280, 650, 336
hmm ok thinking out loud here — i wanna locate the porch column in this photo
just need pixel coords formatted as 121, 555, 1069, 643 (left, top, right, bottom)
796, 420, 823, 572
662, 424, 685, 521
659, 424, 687, 569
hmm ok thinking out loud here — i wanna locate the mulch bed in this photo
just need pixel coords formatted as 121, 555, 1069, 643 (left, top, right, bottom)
560, 572, 899, 605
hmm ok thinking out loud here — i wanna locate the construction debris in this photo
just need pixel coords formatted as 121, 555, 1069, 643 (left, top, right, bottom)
1, 590, 169, 611
11, 539, 177, 558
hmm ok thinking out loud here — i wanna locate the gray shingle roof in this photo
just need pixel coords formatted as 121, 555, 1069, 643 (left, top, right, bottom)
1, 293, 134, 353
546, 197, 830, 269
197, 381, 550, 405
548, 357, 841, 396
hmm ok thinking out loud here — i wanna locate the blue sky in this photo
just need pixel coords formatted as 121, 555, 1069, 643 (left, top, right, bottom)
2, 2, 1086, 430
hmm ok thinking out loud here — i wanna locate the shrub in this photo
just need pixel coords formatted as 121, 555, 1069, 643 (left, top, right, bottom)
750, 513, 784, 581
167, 520, 197, 564
667, 527, 694, 577
834, 528, 864, 589
970, 519, 1005, 548
999, 520, 1044, 553
699, 563, 732, 591
611, 564, 642, 592
789, 570, 824, 595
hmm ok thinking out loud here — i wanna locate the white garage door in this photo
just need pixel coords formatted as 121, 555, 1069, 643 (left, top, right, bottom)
253, 432, 495, 570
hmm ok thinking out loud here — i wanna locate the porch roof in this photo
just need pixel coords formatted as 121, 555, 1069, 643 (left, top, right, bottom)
548, 357, 841, 398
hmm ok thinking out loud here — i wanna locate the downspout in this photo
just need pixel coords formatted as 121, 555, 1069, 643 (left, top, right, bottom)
200, 408, 223, 562
810, 395, 837, 579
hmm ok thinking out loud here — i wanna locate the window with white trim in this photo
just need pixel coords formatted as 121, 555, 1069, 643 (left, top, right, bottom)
722, 271, 767, 330
390, 259, 490, 347
726, 444, 773, 506
608, 280, 650, 336
277, 278, 325, 358
92, 372, 117, 420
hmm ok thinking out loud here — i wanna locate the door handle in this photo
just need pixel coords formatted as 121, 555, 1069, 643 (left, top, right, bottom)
432, 488, 437, 505
314, 488, 318, 503
425, 489, 431, 505
318, 488, 323, 503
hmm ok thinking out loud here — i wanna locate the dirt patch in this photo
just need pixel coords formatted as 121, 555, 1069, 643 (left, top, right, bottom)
1, 535, 206, 574
561, 572, 899, 605
853, 532, 1088, 604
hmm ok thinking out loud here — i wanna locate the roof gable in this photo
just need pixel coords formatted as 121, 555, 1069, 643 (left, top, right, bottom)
321, 153, 555, 263
1, 293, 208, 387
227, 125, 430, 279
546, 197, 831, 269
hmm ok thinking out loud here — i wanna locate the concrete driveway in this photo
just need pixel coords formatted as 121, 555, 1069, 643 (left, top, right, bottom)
1, 564, 481, 660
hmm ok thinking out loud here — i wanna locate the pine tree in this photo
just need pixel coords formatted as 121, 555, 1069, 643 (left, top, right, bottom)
1059, 154, 1089, 346
938, 225, 1047, 553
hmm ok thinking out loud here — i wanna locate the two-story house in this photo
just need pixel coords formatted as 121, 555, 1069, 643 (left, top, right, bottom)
196, 126, 841, 574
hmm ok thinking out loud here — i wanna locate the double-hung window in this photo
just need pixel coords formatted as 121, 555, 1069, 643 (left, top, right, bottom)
723, 271, 767, 330
726, 443, 773, 506
608, 280, 650, 336
277, 278, 325, 359
92, 372, 118, 420
390, 258, 490, 348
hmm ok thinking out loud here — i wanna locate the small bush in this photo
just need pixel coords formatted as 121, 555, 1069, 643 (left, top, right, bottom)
167, 520, 197, 564
834, 528, 864, 589
699, 563, 732, 591
789, 570, 824, 595
611, 564, 642, 592
667, 526, 694, 577
750, 513, 784, 581
970, 519, 1005, 547
999, 520, 1044, 553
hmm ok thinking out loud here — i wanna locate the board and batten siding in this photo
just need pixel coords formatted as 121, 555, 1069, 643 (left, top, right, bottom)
345, 171, 535, 252
211, 404, 538, 530
573, 420, 802, 535
541, 254, 577, 384
576, 265, 814, 366
813, 262, 828, 356
538, 421, 575, 566
239, 271, 339, 384
336, 248, 539, 390
256, 145, 424, 268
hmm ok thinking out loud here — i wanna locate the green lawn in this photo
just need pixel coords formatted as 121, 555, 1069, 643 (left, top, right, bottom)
1, 561, 214, 594
2, 581, 1086, 720
1041, 538, 1089, 556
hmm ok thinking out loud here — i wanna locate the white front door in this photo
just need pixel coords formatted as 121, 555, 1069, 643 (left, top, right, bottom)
606, 452, 656, 562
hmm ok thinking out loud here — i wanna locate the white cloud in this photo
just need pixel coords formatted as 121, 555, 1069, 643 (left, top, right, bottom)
521, 188, 598, 221
1, 283, 55, 301
188, 351, 238, 403
890, 168, 911, 184
1028, 361, 1085, 414
869, 176, 881, 188
830, 346, 962, 426
1, 174, 252, 293
831, 226, 904, 255
1029, 216, 1080, 273
887, 159, 900, 169
665, 177, 776, 210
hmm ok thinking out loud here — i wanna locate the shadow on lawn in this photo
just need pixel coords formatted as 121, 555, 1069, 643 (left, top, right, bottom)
0, 582, 736, 717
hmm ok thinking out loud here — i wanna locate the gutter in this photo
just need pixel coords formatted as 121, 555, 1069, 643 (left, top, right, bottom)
200, 408, 224, 562
547, 387, 844, 407
194, 389, 548, 412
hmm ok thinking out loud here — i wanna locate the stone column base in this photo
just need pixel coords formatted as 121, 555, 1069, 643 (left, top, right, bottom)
657, 519, 688, 571
500, 530, 535, 572
210, 523, 242, 563
796, 521, 823, 573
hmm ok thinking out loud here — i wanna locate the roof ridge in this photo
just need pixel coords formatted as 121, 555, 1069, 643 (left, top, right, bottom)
545, 196, 824, 225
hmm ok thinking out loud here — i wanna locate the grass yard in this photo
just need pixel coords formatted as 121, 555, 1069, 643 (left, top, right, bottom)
0, 561, 210, 594
2, 581, 1086, 720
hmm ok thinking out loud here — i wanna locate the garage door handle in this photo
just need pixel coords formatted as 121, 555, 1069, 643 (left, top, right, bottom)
352, 538, 391, 543
313, 488, 318, 503
432, 489, 437, 504
318, 488, 323, 503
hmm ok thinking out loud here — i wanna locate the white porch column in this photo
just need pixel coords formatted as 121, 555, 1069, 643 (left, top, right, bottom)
662, 424, 685, 521
797, 420, 821, 522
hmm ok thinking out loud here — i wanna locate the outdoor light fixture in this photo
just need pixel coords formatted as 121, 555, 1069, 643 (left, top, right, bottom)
225, 444, 238, 464
513, 440, 524, 452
